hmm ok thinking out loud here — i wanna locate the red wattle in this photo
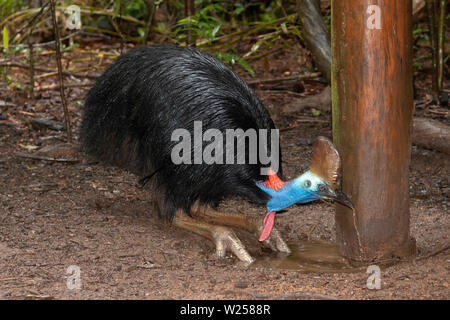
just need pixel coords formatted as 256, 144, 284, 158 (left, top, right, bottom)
259, 211, 276, 241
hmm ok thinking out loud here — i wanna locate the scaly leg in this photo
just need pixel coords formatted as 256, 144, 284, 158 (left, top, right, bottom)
173, 210, 255, 264
192, 204, 291, 254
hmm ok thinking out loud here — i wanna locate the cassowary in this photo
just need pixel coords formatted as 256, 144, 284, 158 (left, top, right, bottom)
81, 44, 352, 264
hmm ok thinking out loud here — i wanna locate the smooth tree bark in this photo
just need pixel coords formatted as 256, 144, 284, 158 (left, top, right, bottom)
331, 0, 416, 261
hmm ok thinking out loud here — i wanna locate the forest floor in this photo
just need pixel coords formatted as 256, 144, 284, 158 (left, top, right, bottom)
0, 38, 449, 299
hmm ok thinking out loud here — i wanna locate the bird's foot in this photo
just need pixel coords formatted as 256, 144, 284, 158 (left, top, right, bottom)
246, 216, 291, 254
212, 226, 255, 264
193, 205, 291, 255
173, 210, 255, 264
261, 226, 291, 254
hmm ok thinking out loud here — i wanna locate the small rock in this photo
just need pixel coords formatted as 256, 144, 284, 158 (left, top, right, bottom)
235, 281, 248, 289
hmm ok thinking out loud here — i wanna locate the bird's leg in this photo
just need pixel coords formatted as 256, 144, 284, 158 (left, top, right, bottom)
173, 209, 255, 264
193, 204, 291, 254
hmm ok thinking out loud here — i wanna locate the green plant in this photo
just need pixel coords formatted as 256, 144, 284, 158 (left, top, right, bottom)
0, 0, 27, 21
2, 25, 8, 51
170, 1, 293, 77
214, 52, 255, 77
173, 2, 225, 44
120, 0, 149, 20
413, 27, 430, 42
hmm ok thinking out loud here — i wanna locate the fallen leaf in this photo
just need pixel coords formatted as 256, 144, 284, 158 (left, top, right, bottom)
19, 144, 39, 150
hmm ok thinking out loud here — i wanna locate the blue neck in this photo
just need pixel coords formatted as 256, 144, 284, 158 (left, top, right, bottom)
266, 182, 319, 212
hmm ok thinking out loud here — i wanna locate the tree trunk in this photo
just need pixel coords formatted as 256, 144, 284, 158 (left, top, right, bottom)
412, 118, 450, 154
331, 0, 416, 262
295, 0, 429, 84
296, 0, 332, 83
292, 0, 449, 155
185, 0, 196, 46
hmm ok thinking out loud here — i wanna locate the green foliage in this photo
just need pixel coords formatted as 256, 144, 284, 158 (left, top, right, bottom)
155, 21, 169, 35
214, 52, 255, 77
0, 0, 26, 21
258, 4, 278, 22
173, 3, 226, 44
170, 1, 262, 76
413, 27, 430, 41
412, 28, 431, 70
10, 43, 25, 54
311, 108, 322, 117
121, 0, 149, 20
169, 1, 293, 76
0, 0, 293, 78
171, 1, 289, 44
94, 0, 150, 20
413, 60, 423, 71
61, 42, 80, 52
2, 25, 8, 51
232, 2, 245, 16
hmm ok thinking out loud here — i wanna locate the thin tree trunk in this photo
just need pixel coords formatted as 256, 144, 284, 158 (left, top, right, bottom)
49, 0, 72, 143
427, 0, 440, 102
296, 0, 331, 83
27, 38, 34, 99
436, 0, 447, 93
142, 0, 156, 45
185, 0, 196, 46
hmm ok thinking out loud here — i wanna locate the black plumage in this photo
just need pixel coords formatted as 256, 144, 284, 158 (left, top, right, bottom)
81, 44, 281, 220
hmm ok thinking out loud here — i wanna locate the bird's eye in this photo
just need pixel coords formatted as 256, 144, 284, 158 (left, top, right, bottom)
304, 180, 311, 188
318, 184, 325, 192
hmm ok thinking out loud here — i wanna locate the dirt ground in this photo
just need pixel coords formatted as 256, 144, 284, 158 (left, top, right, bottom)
0, 41, 449, 300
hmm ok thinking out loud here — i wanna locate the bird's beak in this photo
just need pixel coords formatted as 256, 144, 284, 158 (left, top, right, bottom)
317, 186, 354, 209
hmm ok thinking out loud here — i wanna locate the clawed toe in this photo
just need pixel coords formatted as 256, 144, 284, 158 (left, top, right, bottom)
247, 216, 291, 254
261, 227, 291, 254
212, 226, 255, 264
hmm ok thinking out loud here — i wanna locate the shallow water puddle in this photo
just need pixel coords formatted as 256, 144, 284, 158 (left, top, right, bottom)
253, 240, 367, 273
